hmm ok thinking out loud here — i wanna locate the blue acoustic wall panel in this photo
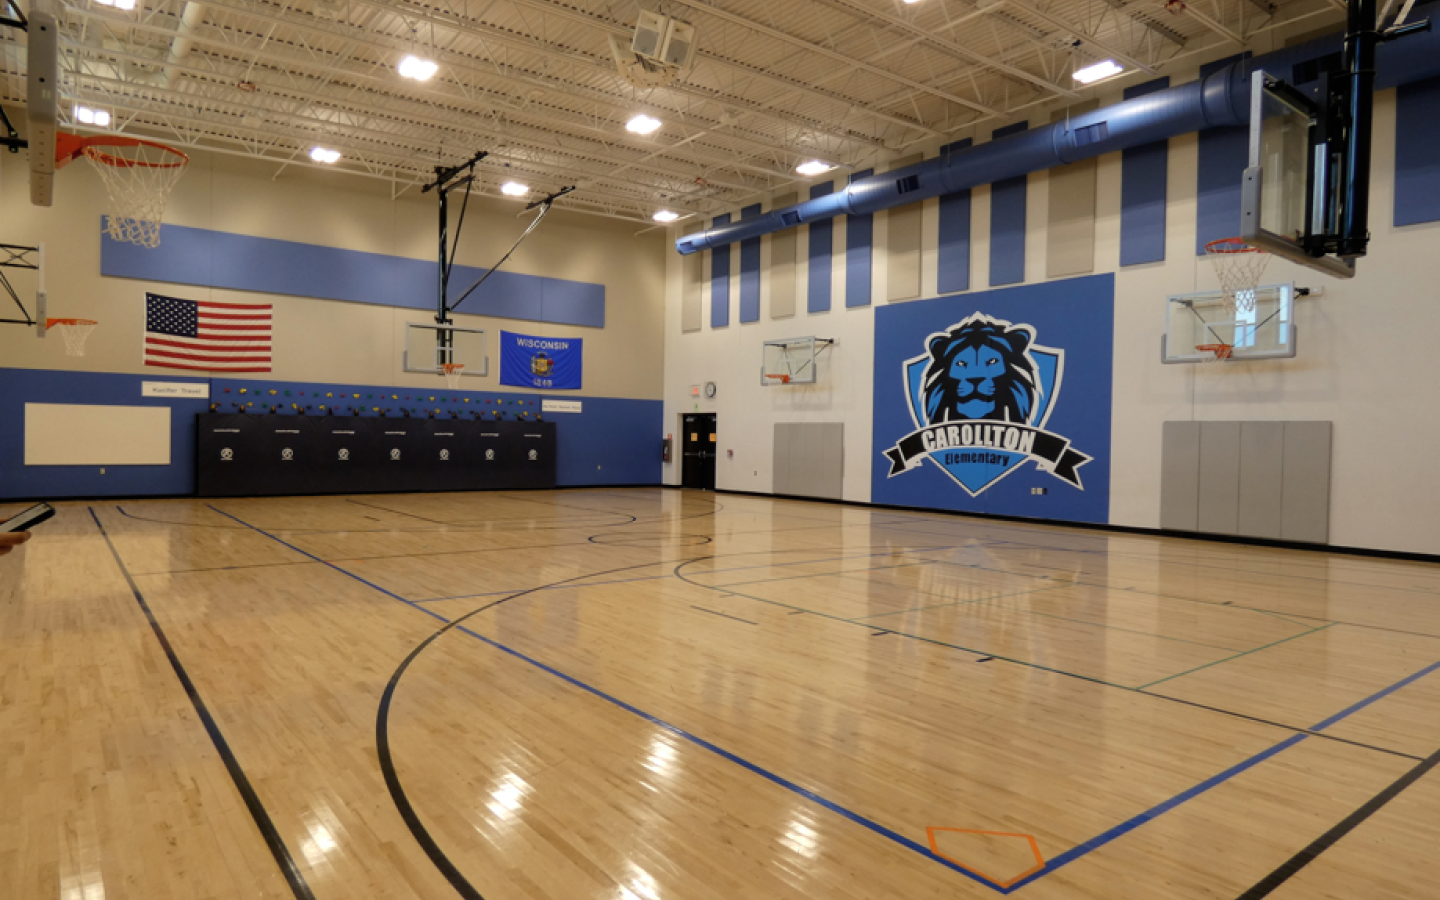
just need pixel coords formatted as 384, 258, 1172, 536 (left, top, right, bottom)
990, 122, 1029, 286
710, 213, 732, 328
937, 139, 974, 294
1195, 54, 1252, 254
845, 169, 874, 308
807, 181, 835, 313
1121, 78, 1171, 266
1396, 74, 1440, 226
101, 223, 606, 328
739, 204, 763, 323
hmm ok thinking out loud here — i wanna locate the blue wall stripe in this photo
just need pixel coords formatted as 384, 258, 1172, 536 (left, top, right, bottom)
100, 223, 606, 328
1195, 54, 1252, 254
739, 204, 763, 323
989, 122, 1029, 286
807, 182, 835, 313
1120, 78, 1171, 266
1395, 74, 1440, 226
937, 139, 974, 294
845, 169, 875, 308
710, 213, 731, 328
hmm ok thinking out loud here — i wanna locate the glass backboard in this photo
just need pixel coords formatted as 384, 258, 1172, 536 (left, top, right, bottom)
1163, 283, 1297, 364
403, 322, 488, 377
1241, 71, 1355, 279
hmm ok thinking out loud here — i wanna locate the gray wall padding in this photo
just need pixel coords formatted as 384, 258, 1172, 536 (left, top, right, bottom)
1161, 420, 1332, 542
773, 422, 844, 499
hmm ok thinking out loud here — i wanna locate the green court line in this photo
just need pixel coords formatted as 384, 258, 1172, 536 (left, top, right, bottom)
1136, 623, 1338, 689
712, 560, 936, 590
680, 578, 1137, 691
858, 585, 1246, 651
909, 553, 1340, 630
853, 582, 1074, 619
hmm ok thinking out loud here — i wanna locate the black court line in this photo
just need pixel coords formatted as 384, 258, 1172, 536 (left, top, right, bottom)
89, 508, 316, 900
1235, 744, 1440, 898
347, 496, 637, 529
690, 606, 758, 625
117, 505, 248, 528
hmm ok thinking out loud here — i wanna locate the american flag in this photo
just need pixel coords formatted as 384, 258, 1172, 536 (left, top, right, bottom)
144, 293, 273, 372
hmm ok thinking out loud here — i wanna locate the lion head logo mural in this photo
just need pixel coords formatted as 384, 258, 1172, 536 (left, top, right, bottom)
920, 314, 1040, 425
887, 310, 1087, 497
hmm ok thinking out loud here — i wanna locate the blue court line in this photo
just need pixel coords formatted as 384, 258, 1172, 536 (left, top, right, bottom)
1006, 656, 1440, 892
203, 504, 1440, 894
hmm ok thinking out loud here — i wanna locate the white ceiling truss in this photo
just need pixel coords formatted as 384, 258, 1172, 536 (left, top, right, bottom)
1, 0, 1343, 225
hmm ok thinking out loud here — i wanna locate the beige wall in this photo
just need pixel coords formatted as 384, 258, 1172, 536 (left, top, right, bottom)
661, 55, 1440, 555
0, 140, 667, 401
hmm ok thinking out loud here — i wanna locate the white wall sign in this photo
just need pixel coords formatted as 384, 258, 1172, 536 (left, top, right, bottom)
25, 404, 172, 465
142, 381, 208, 398
542, 399, 583, 414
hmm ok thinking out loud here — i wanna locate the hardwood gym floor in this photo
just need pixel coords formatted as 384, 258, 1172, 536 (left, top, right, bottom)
2, 489, 1437, 900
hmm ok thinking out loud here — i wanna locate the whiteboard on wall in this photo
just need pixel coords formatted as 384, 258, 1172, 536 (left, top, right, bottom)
24, 404, 172, 466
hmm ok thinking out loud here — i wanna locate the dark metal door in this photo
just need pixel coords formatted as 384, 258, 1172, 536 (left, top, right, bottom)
681, 413, 716, 490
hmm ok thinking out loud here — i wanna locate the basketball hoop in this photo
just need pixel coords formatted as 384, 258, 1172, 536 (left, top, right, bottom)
1205, 238, 1269, 315
442, 362, 465, 390
46, 318, 97, 356
1195, 342, 1234, 363
764, 373, 791, 384
56, 133, 189, 249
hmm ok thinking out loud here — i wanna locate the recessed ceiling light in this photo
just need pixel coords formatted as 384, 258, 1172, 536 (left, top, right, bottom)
398, 54, 439, 81
653, 210, 680, 222
626, 114, 663, 135
75, 106, 111, 127
796, 160, 834, 176
309, 146, 341, 164
1073, 59, 1124, 84
96, 0, 137, 9
500, 181, 529, 196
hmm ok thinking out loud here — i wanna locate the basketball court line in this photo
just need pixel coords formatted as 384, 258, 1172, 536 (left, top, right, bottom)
1136, 624, 1338, 689
676, 561, 1422, 759
906, 553, 1404, 637
90, 500, 1440, 895
408, 546, 960, 603
88, 508, 317, 900
346, 496, 638, 527
204, 502, 1440, 897
977, 537, 1440, 596
680, 559, 1323, 690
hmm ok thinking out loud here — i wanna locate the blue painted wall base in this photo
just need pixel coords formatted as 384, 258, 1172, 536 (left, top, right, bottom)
0, 367, 661, 499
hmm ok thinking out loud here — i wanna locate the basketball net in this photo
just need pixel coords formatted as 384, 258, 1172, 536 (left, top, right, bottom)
47, 318, 97, 357
1205, 238, 1268, 315
83, 141, 189, 248
442, 362, 465, 390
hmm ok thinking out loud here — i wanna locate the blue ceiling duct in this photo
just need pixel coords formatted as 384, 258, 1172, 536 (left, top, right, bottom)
676, 25, 1440, 256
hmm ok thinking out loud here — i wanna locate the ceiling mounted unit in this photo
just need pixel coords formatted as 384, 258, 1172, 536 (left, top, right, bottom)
632, 10, 668, 58
660, 19, 697, 69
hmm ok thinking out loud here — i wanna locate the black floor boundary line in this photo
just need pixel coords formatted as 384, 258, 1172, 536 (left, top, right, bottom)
1234, 745, 1440, 898
87, 508, 317, 900
0, 484, 667, 506
697, 487, 1440, 565
689, 606, 758, 625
